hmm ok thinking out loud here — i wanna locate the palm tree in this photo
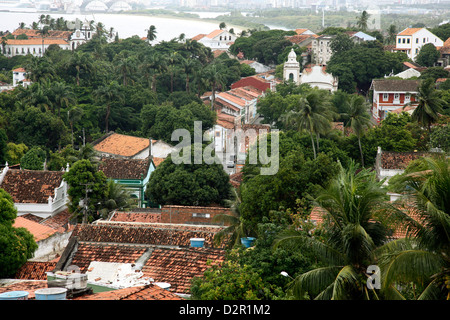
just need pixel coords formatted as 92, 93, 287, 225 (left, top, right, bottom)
213, 188, 248, 249
180, 57, 197, 94
376, 156, 450, 300
405, 78, 445, 132
203, 62, 226, 110
345, 94, 372, 167
51, 81, 76, 117
116, 55, 136, 86
387, 25, 397, 44
67, 106, 84, 147
166, 51, 178, 93
147, 53, 167, 92
68, 51, 93, 86
281, 89, 334, 159
146, 25, 157, 42
356, 11, 370, 31
275, 161, 389, 300
95, 81, 123, 133
68, 143, 101, 167
98, 180, 136, 219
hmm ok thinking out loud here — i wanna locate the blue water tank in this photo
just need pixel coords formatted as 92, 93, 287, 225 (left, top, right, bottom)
241, 237, 256, 248
34, 288, 67, 300
0, 291, 29, 300
190, 238, 205, 248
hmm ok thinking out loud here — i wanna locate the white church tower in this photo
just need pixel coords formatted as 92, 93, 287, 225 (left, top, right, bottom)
283, 48, 300, 84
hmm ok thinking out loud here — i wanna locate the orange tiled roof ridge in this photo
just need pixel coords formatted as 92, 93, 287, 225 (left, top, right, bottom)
93, 132, 151, 157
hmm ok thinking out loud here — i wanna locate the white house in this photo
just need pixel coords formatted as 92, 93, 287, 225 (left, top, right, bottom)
12, 67, 31, 87
370, 79, 419, 122
299, 65, 339, 92
4, 38, 70, 57
0, 163, 69, 219
192, 29, 237, 51
395, 27, 444, 61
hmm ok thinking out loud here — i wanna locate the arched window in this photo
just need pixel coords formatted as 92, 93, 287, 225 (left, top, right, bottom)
289, 73, 294, 82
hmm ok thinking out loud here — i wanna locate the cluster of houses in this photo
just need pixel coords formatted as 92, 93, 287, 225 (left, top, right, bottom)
1, 27, 96, 57
0, 25, 448, 301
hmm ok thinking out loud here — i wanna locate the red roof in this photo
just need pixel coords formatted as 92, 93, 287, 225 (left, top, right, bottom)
74, 284, 182, 300
14, 217, 58, 242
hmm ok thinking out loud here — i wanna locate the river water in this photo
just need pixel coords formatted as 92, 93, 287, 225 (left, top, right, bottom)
0, 11, 243, 42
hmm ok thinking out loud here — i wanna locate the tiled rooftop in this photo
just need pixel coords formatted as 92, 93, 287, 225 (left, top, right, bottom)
371, 79, 419, 92
93, 132, 151, 157
380, 151, 428, 170
70, 243, 147, 273
142, 247, 226, 294
40, 209, 74, 232
98, 158, 151, 180
13, 217, 58, 242
14, 261, 57, 280
1, 169, 64, 203
71, 223, 223, 248
73, 284, 182, 300
109, 211, 162, 223
398, 28, 422, 36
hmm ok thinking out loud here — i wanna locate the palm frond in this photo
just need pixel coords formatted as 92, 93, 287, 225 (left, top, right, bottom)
290, 266, 341, 299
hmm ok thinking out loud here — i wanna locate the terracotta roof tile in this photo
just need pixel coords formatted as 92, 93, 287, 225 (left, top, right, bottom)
370, 79, 420, 92
13, 217, 58, 242
40, 209, 74, 232
142, 247, 226, 294
152, 157, 165, 167
12, 67, 26, 72
98, 158, 151, 180
1, 169, 64, 204
71, 223, 224, 248
93, 133, 150, 157
206, 29, 225, 39
14, 261, 57, 280
70, 243, 147, 273
191, 34, 206, 41
73, 284, 182, 300
398, 28, 423, 36
380, 151, 428, 170
6, 38, 68, 45
110, 211, 162, 223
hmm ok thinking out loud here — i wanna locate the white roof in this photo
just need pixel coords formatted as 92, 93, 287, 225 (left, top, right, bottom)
393, 68, 421, 79
352, 31, 376, 41
301, 66, 336, 85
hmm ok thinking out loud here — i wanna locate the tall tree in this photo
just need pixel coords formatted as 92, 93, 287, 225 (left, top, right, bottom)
95, 81, 123, 133
146, 25, 157, 42
275, 161, 388, 300
281, 89, 334, 159
356, 10, 370, 31
406, 78, 445, 132
345, 94, 372, 166
378, 156, 450, 300
51, 81, 76, 118
203, 62, 226, 110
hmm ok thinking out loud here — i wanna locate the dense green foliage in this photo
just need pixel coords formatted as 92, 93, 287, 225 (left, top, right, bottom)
0, 189, 37, 277
146, 146, 232, 206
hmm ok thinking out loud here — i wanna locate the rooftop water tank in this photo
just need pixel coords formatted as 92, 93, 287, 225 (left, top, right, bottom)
35, 288, 67, 300
240, 237, 256, 248
0, 291, 29, 300
190, 238, 205, 248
